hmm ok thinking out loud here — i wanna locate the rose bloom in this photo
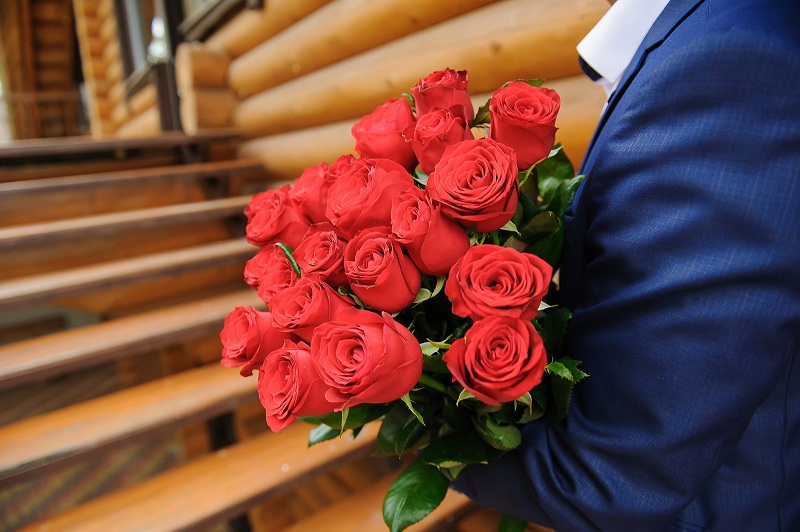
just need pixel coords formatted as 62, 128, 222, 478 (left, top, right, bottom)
443, 316, 547, 406
412, 68, 474, 123
325, 157, 414, 238
445, 244, 553, 321
344, 227, 421, 313
489, 82, 561, 169
293, 223, 348, 287
391, 187, 470, 276
269, 275, 355, 341
219, 306, 299, 377
244, 186, 311, 249
351, 98, 417, 171
310, 307, 423, 411
288, 162, 331, 224
257, 340, 333, 432
243, 245, 300, 306
427, 138, 519, 233
403, 106, 474, 175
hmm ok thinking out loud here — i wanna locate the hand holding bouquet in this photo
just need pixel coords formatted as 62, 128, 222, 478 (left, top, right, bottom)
221, 68, 587, 531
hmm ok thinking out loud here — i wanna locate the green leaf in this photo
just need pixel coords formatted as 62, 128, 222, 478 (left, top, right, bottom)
472, 415, 522, 451
518, 211, 560, 244
419, 342, 439, 356
423, 431, 489, 470
275, 242, 301, 276
300, 403, 389, 431
545, 357, 587, 421
307, 424, 339, 447
376, 402, 432, 457
401, 393, 426, 426
499, 513, 528, 532
471, 98, 491, 128
545, 361, 573, 381
383, 457, 450, 532
534, 307, 572, 358
499, 220, 520, 234
441, 394, 473, 433
456, 387, 476, 406
413, 167, 428, 186
413, 288, 432, 304
536, 144, 575, 205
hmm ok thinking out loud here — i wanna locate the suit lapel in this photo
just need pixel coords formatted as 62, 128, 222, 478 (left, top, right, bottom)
579, 0, 706, 176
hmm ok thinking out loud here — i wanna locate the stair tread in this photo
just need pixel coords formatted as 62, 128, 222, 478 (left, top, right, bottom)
18, 422, 379, 532
0, 364, 256, 485
0, 196, 250, 249
284, 472, 473, 532
0, 238, 256, 311
0, 288, 263, 390
0, 158, 265, 196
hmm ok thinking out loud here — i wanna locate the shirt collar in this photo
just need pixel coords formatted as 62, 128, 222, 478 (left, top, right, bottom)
577, 0, 670, 95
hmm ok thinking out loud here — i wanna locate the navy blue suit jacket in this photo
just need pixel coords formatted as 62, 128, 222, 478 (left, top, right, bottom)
455, 0, 800, 530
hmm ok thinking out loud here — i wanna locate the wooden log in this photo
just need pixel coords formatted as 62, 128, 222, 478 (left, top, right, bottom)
128, 84, 158, 117
228, 0, 496, 98
174, 42, 231, 90
233, 0, 608, 138
203, 0, 332, 59
237, 73, 606, 180
114, 107, 160, 138
180, 87, 238, 135
98, 11, 118, 44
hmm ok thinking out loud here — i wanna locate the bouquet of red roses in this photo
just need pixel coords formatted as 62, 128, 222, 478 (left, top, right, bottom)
220, 68, 587, 531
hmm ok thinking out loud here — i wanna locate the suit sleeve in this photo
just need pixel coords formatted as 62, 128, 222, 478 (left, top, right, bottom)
452, 28, 800, 531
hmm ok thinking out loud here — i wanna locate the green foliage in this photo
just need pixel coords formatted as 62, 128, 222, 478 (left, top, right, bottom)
274, 242, 301, 276
300, 403, 389, 431
499, 514, 528, 532
383, 457, 450, 532
376, 402, 435, 457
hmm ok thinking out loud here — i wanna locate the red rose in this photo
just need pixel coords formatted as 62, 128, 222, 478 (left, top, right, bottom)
257, 340, 333, 432
403, 106, 474, 175
351, 98, 417, 171
427, 138, 519, 233
443, 316, 546, 406
289, 162, 331, 224
219, 306, 299, 376
293, 223, 348, 287
269, 276, 355, 341
344, 227, 421, 313
310, 307, 423, 410
412, 68, 474, 123
445, 244, 553, 321
245, 186, 311, 248
391, 187, 470, 276
244, 245, 300, 306
325, 157, 414, 238
489, 82, 560, 169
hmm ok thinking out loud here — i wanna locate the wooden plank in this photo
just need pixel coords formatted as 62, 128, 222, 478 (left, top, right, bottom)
0, 364, 256, 486
0, 239, 256, 311
0, 196, 250, 249
0, 155, 178, 183
180, 87, 238, 135
0, 158, 265, 197
174, 42, 231, 90
19, 423, 379, 532
234, 0, 607, 138
284, 473, 473, 532
0, 289, 262, 390
0, 130, 241, 160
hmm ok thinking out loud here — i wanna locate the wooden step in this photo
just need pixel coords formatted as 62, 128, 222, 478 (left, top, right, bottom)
0, 364, 255, 486
0, 130, 241, 162
0, 158, 265, 198
284, 472, 473, 532
18, 422, 379, 532
0, 239, 256, 311
0, 289, 263, 391
0, 196, 250, 249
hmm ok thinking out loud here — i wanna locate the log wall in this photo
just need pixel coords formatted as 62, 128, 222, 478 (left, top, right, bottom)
177, 0, 608, 178
72, 0, 160, 137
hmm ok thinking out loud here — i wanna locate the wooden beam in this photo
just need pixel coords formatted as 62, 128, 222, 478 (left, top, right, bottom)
203, 0, 332, 59
175, 42, 231, 90
233, 0, 608, 138
228, 0, 496, 98
179, 88, 238, 135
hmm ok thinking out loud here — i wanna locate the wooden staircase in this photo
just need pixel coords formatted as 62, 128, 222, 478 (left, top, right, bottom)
0, 132, 519, 531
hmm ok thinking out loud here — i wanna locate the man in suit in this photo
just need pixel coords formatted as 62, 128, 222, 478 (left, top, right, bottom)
454, 0, 800, 529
